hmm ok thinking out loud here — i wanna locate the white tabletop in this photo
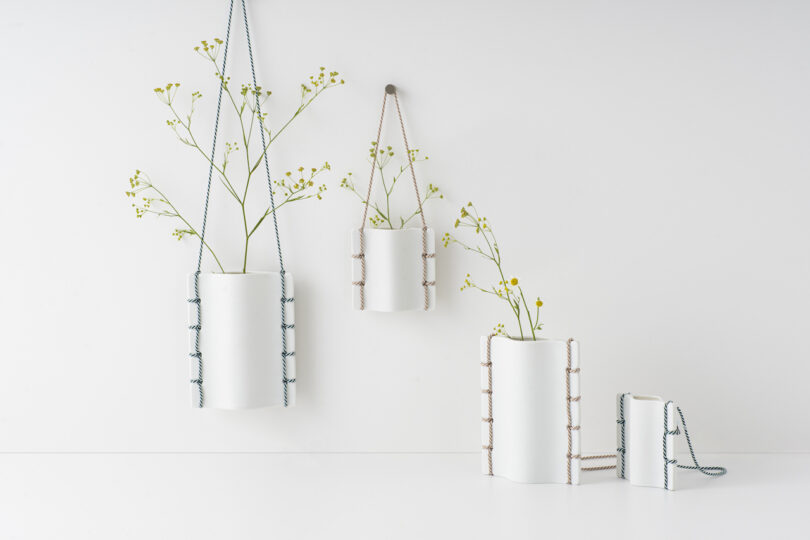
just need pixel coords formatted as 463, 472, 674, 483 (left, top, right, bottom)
0, 453, 804, 539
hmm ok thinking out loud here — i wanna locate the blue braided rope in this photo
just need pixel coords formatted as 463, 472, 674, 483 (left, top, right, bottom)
616, 393, 630, 478
190, 0, 235, 409
241, 0, 293, 407
674, 406, 728, 477
663, 402, 727, 490
662, 401, 679, 489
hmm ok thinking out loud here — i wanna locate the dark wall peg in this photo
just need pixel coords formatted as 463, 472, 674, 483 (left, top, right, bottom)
385, 84, 397, 95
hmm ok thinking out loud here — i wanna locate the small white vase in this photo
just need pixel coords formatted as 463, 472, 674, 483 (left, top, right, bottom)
616, 394, 676, 490
351, 228, 436, 312
187, 271, 295, 409
480, 336, 580, 484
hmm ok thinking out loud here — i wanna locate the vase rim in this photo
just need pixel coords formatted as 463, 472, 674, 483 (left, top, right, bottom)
358, 227, 433, 233
484, 335, 571, 344
193, 271, 282, 277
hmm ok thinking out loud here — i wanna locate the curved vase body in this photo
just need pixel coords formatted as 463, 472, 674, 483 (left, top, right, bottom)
187, 272, 295, 409
351, 228, 436, 312
481, 336, 580, 484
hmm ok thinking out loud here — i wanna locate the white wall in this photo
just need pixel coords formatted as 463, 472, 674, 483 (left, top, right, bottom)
1, 0, 808, 453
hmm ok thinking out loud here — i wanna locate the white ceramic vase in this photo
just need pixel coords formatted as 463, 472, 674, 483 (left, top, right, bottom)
616, 394, 676, 490
481, 336, 580, 484
351, 228, 436, 312
187, 272, 295, 409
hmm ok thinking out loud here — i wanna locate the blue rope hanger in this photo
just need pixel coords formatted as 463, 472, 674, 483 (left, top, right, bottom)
189, 0, 294, 408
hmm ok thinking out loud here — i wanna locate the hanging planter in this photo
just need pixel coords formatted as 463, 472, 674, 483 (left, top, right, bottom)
481, 335, 581, 484
349, 84, 437, 312
351, 228, 436, 311
188, 272, 294, 409
125, 0, 343, 409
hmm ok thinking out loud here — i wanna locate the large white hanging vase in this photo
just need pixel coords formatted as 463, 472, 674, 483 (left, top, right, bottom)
185, 0, 296, 410
350, 84, 436, 312
616, 393, 728, 490
188, 272, 295, 409
480, 335, 581, 484
351, 228, 436, 311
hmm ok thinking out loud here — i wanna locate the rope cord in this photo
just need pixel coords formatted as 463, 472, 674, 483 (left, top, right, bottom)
354, 86, 432, 310
190, 0, 295, 408
241, 0, 293, 407
565, 338, 578, 484
189, 0, 235, 408
616, 392, 630, 478
674, 406, 727, 476
566, 340, 618, 477
581, 464, 617, 472
663, 401, 678, 489
663, 402, 727, 489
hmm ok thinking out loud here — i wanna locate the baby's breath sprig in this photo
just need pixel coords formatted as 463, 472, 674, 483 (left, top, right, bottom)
340, 144, 442, 228
128, 38, 344, 272
245, 162, 331, 238
443, 202, 544, 340
126, 170, 225, 272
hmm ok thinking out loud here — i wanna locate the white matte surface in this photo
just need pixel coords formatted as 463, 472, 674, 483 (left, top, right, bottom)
2, 0, 810, 453
188, 272, 295, 409
484, 337, 579, 483
0, 453, 805, 540
351, 228, 436, 311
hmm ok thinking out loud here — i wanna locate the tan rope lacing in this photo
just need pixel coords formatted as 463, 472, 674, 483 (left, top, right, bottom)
354, 84, 432, 311
481, 333, 496, 475
566, 338, 618, 480
565, 338, 580, 484
567, 338, 617, 477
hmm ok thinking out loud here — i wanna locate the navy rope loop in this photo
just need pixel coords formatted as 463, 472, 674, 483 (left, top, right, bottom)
674, 406, 728, 476
240, 0, 294, 407
616, 392, 630, 478
663, 402, 728, 489
662, 401, 678, 490
190, 0, 235, 408
190, 0, 295, 408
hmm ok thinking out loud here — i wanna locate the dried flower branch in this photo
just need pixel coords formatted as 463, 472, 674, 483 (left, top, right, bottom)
127, 39, 344, 272
340, 143, 442, 229
442, 202, 544, 340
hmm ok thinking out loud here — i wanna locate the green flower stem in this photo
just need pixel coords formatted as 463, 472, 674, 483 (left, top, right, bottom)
445, 203, 542, 340
340, 153, 434, 229
400, 187, 441, 228
141, 182, 225, 273
378, 164, 395, 229
247, 198, 292, 238
249, 84, 332, 178
133, 42, 341, 274
518, 287, 536, 340
165, 103, 241, 203
471, 210, 525, 339
342, 182, 389, 223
